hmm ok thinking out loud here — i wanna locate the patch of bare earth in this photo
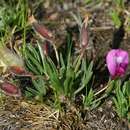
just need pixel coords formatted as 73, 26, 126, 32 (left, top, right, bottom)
0, 97, 129, 130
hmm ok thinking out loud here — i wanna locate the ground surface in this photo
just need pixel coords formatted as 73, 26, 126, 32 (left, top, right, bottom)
0, 97, 129, 130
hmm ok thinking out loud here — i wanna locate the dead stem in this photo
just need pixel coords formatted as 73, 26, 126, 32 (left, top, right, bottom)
94, 85, 108, 96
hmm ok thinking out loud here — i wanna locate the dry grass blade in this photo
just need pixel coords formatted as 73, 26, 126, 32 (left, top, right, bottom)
0, 97, 59, 130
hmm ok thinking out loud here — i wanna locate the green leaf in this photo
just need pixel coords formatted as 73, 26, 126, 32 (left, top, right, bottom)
74, 61, 93, 95
85, 0, 92, 4
25, 45, 45, 75
110, 10, 121, 28
113, 85, 129, 118
105, 80, 115, 95
64, 66, 75, 96
84, 88, 94, 105
37, 43, 45, 66
25, 59, 40, 74
25, 77, 47, 102
114, 0, 124, 8
123, 81, 130, 96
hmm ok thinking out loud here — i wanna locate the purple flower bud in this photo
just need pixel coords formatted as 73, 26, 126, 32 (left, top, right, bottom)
0, 82, 21, 97
106, 49, 129, 79
80, 23, 88, 48
80, 15, 89, 49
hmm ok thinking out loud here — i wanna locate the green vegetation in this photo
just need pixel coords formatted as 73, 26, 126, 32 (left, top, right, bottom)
0, 0, 130, 126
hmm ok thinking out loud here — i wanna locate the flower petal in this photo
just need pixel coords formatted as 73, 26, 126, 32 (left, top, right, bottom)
106, 49, 117, 76
117, 49, 129, 65
116, 66, 125, 76
106, 49, 129, 78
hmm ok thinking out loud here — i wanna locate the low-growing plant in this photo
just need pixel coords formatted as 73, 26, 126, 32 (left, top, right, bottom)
113, 80, 130, 121
25, 44, 45, 75
84, 0, 101, 5
110, 0, 130, 35
25, 76, 47, 102
110, 10, 122, 28
0, 0, 28, 31
0, 0, 29, 54
24, 36, 94, 109
114, 0, 124, 9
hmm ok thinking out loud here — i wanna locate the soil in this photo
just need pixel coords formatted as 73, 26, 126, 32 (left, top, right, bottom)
0, 0, 130, 130
0, 97, 129, 130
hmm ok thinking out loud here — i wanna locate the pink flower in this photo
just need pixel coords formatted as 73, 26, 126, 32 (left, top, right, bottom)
106, 49, 129, 79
